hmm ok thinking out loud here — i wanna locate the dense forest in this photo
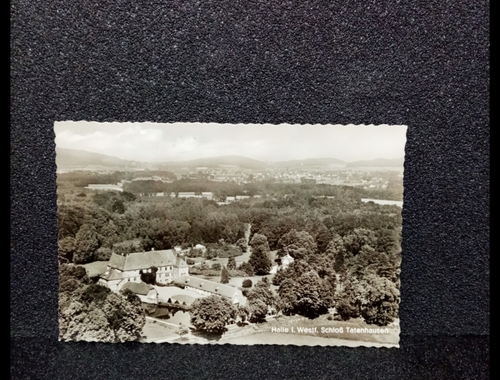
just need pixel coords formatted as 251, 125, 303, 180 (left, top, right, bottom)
58, 170, 402, 332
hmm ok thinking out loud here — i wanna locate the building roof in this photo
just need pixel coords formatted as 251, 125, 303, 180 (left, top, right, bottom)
154, 286, 201, 305
120, 281, 154, 295
174, 276, 238, 299
108, 250, 187, 271
100, 268, 123, 281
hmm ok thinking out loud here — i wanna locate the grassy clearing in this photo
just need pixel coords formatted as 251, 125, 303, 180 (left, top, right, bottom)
141, 319, 178, 340
81, 261, 108, 277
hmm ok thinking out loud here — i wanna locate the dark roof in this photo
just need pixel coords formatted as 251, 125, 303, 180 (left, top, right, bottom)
120, 282, 154, 295
108, 250, 187, 271
174, 276, 237, 299
170, 294, 196, 306
100, 268, 123, 281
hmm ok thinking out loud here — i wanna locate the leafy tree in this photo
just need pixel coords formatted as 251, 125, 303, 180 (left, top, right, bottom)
73, 224, 100, 264
112, 239, 143, 255
97, 221, 120, 249
248, 299, 268, 322
343, 228, 376, 256
237, 304, 251, 324
292, 271, 327, 318
278, 229, 317, 258
249, 233, 269, 248
120, 288, 143, 308
120, 191, 136, 202
282, 244, 308, 261
111, 198, 125, 214
59, 264, 92, 294
204, 247, 217, 260
57, 204, 89, 240
356, 275, 400, 326
249, 245, 272, 275
211, 262, 222, 271
315, 226, 333, 253
246, 279, 275, 308
308, 254, 335, 279
236, 238, 248, 252
335, 279, 361, 320
227, 256, 237, 270
242, 279, 253, 288
95, 247, 112, 261
375, 229, 400, 255
59, 273, 145, 342
325, 235, 347, 273
277, 270, 328, 318
140, 266, 158, 285
58, 236, 76, 263
238, 262, 254, 276
190, 295, 235, 333
320, 276, 337, 308
346, 245, 399, 283
277, 279, 297, 315
248, 234, 272, 275
220, 266, 230, 284
272, 268, 288, 286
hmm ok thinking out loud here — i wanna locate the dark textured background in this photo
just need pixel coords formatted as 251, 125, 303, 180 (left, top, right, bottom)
11, 1, 489, 379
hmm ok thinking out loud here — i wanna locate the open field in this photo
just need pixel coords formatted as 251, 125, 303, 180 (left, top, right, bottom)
81, 261, 108, 277
141, 319, 178, 341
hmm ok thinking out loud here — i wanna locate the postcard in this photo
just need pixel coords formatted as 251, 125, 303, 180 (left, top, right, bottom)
56, 122, 405, 347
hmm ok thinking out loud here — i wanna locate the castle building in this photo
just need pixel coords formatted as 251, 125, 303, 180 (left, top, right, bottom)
98, 249, 189, 292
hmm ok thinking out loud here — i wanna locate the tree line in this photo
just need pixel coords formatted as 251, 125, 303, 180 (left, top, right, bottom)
58, 180, 401, 268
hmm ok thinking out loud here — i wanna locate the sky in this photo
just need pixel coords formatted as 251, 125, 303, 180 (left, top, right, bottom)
54, 121, 407, 163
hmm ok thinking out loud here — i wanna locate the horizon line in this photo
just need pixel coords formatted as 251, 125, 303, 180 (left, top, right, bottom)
56, 146, 405, 165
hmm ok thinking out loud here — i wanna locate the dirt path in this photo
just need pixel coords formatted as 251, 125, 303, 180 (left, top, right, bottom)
244, 223, 251, 253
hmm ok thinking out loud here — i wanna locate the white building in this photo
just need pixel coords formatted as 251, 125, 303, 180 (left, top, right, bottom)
99, 249, 189, 292
85, 184, 123, 192
173, 275, 244, 305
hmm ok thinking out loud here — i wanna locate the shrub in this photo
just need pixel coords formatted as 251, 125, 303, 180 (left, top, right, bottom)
238, 262, 254, 276
211, 263, 222, 271
229, 269, 247, 277
336, 299, 360, 320
242, 279, 253, 288
186, 258, 195, 265
95, 247, 112, 261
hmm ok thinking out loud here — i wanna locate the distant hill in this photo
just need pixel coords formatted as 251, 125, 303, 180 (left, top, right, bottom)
161, 155, 268, 169
56, 147, 401, 171
346, 157, 404, 167
55, 148, 140, 169
273, 158, 345, 168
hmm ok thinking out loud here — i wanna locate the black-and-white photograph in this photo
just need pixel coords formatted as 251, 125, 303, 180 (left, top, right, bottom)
56, 122, 406, 347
